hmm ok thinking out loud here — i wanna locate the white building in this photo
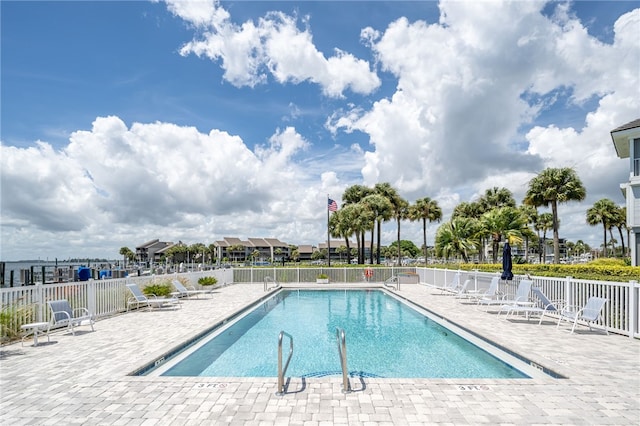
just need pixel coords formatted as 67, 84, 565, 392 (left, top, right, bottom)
610, 118, 640, 266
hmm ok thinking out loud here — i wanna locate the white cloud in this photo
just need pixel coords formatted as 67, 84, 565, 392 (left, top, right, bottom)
169, 1, 380, 97
1, 116, 353, 260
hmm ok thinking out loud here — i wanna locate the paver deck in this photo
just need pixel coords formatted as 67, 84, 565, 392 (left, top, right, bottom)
1, 282, 638, 425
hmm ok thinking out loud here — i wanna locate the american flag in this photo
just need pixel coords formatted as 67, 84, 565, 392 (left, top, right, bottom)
328, 198, 338, 211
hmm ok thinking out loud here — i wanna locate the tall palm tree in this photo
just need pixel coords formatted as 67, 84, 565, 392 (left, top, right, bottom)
586, 198, 618, 258
519, 204, 538, 263
342, 184, 373, 263
452, 200, 486, 261
613, 205, 627, 257
409, 197, 442, 266
361, 193, 393, 264
524, 167, 586, 263
479, 187, 516, 211
480, 206, 526, 263
329, 205, 357, 265
435, 217, 478, 263
535, 212, 554, 263
374, 183, 408, 265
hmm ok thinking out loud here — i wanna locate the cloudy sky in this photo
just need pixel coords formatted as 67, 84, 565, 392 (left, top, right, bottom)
1, 0, 639, 262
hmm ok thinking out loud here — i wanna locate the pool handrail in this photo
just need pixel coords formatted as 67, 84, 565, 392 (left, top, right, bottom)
336, 328, 351, 393
276, 330, 293, 396
384, 275, 400, 291
264, 276, 280, 292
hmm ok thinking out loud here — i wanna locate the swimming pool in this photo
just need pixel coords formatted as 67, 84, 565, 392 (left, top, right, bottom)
145, 289, 547, 379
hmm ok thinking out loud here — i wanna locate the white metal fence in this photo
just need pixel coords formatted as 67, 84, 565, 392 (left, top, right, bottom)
1, 267, 637, 342
0, 269, 233, 342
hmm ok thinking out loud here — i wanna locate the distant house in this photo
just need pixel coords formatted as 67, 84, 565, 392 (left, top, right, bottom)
213, 237, 290, 263
135, 239, 174, 265
611, 118, 640, 266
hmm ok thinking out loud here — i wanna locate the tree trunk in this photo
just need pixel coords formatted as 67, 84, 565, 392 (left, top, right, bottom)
376, 220, 382, 264
422, 218, 428, 266
551, 201, 560, 263
396, 218, 402, 266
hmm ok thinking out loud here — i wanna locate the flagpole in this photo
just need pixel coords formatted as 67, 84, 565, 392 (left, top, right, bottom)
327, 194, 331, 267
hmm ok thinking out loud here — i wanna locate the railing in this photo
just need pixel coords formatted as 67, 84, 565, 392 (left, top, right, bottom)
0, 269, 232, 342
384, 275, 399, 291
276, 331, 294, 396
335, 328, 351, 393
263, 276, 280, 292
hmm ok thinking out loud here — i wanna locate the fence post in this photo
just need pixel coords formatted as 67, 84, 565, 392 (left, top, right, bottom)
88, 280, 97, 316
630, 280, 638, 339
565, 276, 573, 308
35, 281, 43, 322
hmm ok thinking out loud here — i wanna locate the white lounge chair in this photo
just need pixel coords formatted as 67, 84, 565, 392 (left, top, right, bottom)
439, 272, 464, 294
126, 283, 180, 311
464, 276, 500, 303
499, 287, 561, 322
171, 279, 212, 299
47, 299, 95, 335
453, 279, 473, 299
484, 279, 533, 312
556, 296, 608, 334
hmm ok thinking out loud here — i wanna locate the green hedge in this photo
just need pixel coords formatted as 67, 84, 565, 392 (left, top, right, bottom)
437, 260, 639, 282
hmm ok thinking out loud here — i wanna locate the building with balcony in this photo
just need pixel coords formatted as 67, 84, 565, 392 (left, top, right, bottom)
611, 118, 640, 266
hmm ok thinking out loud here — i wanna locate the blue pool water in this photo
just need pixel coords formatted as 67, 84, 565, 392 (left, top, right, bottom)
153, 289, 530, 379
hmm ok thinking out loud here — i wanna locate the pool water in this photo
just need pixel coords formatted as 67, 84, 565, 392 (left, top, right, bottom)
154, 289, 530, 379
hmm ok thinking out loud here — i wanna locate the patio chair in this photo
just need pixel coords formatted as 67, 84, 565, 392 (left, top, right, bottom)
453, 279, 473, 299
439, 272, 464, 294
171, 279, 213, 299
482, 279, 532, 311
499, 287, 561, 322
556, 296, 608, 334
126, 283, 181, 311
47, 299, 95, 335
464, 276, 500, 304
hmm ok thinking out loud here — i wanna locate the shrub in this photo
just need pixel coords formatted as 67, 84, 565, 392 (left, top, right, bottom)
0, 304, 34, 344
198, 276, 218, 286
317, 273, 329, 279
142, 282, 172, 297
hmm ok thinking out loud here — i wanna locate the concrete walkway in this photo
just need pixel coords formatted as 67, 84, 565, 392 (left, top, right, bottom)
1, 283, 638, 425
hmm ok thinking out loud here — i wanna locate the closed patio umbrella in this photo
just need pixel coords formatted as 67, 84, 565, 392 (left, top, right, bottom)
501, 241, 513, 281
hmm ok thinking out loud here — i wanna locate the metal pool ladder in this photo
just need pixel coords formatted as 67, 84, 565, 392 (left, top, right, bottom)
264, 276, 280, 292
276, 331, 293, 395
335, 328, 351, 393
384, 275, 400, 290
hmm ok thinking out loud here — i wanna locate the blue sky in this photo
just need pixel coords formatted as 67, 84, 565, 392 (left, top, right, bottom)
1, 1, 639, 261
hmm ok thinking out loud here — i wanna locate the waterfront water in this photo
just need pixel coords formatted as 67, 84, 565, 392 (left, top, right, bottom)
0, 260, 116, 287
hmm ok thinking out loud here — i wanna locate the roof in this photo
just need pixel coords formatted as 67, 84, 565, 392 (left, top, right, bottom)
610, 118, 640, 158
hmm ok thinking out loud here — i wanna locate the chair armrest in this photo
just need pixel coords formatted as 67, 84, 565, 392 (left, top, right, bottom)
73, 307, 92, 319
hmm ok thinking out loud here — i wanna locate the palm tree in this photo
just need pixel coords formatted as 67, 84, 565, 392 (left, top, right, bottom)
586, 198, 618, 258
535, 212, 554, 263
329, 206, 356, 265
119, 247, 134, 269
409, 197, 442, 266
342, 184, 373, 263
479, 187, 516, 211
452, 200, 485, 261
374, 183, 408, 265
480, 206, 526, 263
612, 205, 627, 257
524, 167, 586, 263
362, 193, 393, 264
435, 217, 478, 262
519, 204, 538, 263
